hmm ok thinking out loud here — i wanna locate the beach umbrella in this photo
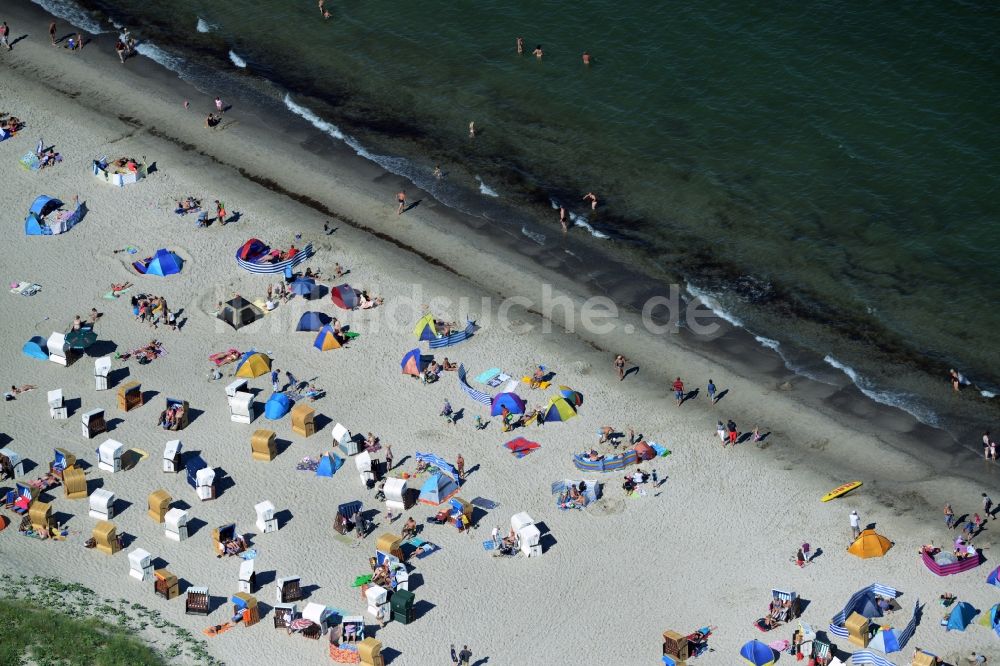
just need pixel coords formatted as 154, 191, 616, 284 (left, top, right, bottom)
542, 396, 577, 423
739, 639, 774, 666
490, 392, 526, 417
65, 328, 97, 350
290, 277, 319, 298
559, 385, 584, 407
296, 311, 330, 332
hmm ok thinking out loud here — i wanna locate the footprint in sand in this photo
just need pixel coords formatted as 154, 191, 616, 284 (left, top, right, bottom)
588, 497, 626, 516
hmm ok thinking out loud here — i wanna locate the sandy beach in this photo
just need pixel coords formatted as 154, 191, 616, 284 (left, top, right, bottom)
1, 3, 998, 664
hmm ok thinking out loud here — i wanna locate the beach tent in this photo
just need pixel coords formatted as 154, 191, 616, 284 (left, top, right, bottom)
986, 566, 1000, 587
290, 277, 319, 298
296, 311, 330, 332
219, 296, 264, 330
978, 603, 1000, 636
22, 336, 48, 360
559, 386, 584, 407
400, 349, 423, 377
265, 393, 292, 420
946, 602, 976, 631
491, 392, 526, 417
542, 396, 577, 423
330, 284, 358, 310
316, 453, 342, 478
847, 529, 892, 559
869, 627, 902, 653
739, 639, 775, 666
25, 195, 81, 235
235, 352, 271, 378
146, 249, 183, 277
418, 473, 459, 506
313, 325, 341, 351
413, 314, 437, 341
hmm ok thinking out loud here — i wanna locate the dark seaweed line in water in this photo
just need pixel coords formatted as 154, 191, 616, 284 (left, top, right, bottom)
69, 0, 996, 417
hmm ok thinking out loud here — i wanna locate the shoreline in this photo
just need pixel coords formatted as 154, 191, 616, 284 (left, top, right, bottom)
32, 0, 1000, 441
7, 0, 995, 483
1, 2, 998, 663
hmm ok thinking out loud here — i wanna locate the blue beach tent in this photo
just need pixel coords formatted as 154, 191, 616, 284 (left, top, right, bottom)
739, 639, 775, 666
296, 311, 330, 332
490, 392, 526, 417
986, 566, 1000, 587
418, 473, 459, 506
946, 602, 977, 631
316, 452, 342, 478
265, 393, 292, 420
146, 249, 183, 276
869, 627, 901, 653
290, 277, 318, 298
22, 336, 48, 360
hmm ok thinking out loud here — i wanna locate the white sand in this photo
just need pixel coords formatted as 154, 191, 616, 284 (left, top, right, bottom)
0, 11, 997, 666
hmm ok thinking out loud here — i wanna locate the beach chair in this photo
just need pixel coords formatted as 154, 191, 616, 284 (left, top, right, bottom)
48, 389, 67, 419
185, 586, 210, 615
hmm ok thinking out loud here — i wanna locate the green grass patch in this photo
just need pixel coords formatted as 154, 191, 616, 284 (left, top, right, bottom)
0, 598, 166, 666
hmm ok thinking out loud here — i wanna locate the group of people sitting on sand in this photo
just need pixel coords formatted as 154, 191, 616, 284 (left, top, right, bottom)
622, 468, 653, 494
116, 339, 164, 364
175, 197, 201, 214
132, 294, 177, 331
260, 245, 301, 264
497, 404, 543, 431
157, 403, 185, 430
38, 148, 62, 169
217, 534, 249, 557
920, 540, 978, 561
1, 113, 24, 135
556, 482, 590, 509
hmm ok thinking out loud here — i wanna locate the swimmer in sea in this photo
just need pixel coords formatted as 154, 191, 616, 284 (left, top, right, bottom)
583, 191, 598, 210
469, 121, 476, 138
559, 205, 568, 233
533, 44, 544, 59
516, 37, 524, 55
582, 51, 591, 65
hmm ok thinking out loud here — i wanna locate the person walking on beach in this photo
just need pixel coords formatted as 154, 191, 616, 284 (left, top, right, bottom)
385, 445, 393, 471
985, 431, 991, 460
49, 21, 57, 46
215, 200, 227, 224
583, 191, 598, 210
944, 503, 955, 529
458, 645, 473, 666
516, 36, 524, 55
559, 205, 568, 233
672, 377, 685, 406
271, 368, 280, 393
707, 378, 717, 404
849, 510, 861, 540
1, 22, 11, 52
614, 354, 626, 381
726, 419, 738, 446
949, 368, 962, 392
716, 420, 727, 446
215, 97, 224, 113
456, 453, 465, 481
983, 493, 993, 520
396, 190, 406, 215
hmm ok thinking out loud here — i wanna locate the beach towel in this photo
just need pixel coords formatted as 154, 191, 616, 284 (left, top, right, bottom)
103, 286, 132, 299
352, 574, 372, 587
501, 378, 520, 394
475, 368, 501, 384
343, 331, 360, 339
9, 282, 41, 296
19, 152, 40, 171
650, 442, 671, 457
521, 376, 552, 390
471, 497, 499, 510
482, 540, 497, 551
487, 373, 510, 388
203, 623, 235, 637
238, 549, 258, 560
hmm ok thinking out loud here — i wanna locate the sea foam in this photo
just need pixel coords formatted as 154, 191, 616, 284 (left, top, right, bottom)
823, 355, 938, 426
30, 0, 104, 34
196, 18, 214, 33
229, 50, 247, 68
475, 176, 499, 198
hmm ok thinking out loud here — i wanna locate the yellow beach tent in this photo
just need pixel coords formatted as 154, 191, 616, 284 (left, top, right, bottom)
235, 352, 272, 378
413, 314, 437, 340
847, 529, 892, 559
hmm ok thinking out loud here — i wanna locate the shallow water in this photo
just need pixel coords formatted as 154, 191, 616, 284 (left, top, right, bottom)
41, 0, 1000, 429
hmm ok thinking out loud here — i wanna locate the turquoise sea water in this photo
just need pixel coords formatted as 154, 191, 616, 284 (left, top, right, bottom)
33, 0, 1000, 428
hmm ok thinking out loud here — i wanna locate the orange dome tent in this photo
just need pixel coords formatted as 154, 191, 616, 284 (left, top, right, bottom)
847, 529, 893, 559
